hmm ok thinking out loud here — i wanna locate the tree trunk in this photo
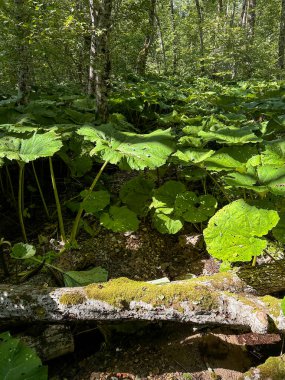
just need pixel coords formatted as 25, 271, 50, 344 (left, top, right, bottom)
136, 0, 156, 76
195, 0, 205, 74
155, 13, 167, 74
88, 0, 112, 122
170, 0, 178, 75
218, 0, 223, 15
14, 0, 32, 105
248, 0, 256, 39
1, 264, 285, 334
240, 0, 248, 27
279, 0, 285, 70
19, 325, 74, 361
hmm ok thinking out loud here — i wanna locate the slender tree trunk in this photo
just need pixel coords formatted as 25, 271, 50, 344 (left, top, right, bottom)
218, 0, 223, 14
14, 0, 32, 105
195, 0, 205, 74
248, 0, 256, 39
170, 0, 178, 75
240, 0, 248, 27
88, 0, 112, 122
136, 0, 156, 76
155, 13, 167, 74
230, 0, 237, 27
279, 0, 285, 69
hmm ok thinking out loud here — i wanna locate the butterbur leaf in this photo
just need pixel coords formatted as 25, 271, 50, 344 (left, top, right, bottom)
204, 199, 279, 263
11, 243, 36, 260
0, 130, 62, 163
199, 127, 262, 145
152, 211, 183, 234
151, 181, 186, 212
204, 146, 257, 172
261, 140, 285, 166
77, 125, 175, 170
64, 266, 108, 287
0, 331, 47, 380
119, 175, 155, 216
80, 190, 110, 213
100, 206, 140, 232
173, 148, 214, 164
175, 192, 217, 223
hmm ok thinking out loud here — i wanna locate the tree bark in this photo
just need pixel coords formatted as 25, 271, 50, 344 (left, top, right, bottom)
195, 0, 205, 74
1, 266, 285, 334
88, 0, 112, 122
248, 0, 256, 39
14, 0, 32, 105
170, 0, 178, 75
240, 0, 248, 27
279, 0, 285, 69
136, 0, 156, 76
19, 325, 74, 361
155, 13, 167, 74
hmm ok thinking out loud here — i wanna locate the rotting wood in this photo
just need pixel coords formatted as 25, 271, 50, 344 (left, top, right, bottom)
19, 325, 74, 361
0, 275, 285, 334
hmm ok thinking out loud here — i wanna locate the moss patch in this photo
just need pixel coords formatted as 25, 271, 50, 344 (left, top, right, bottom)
242, 355, 285, 379
85, 277, 219, 312
260, 295, 282, 318
59, 291, 86, 306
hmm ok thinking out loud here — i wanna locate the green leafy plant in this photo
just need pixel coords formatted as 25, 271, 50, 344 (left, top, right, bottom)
0, 130, 63, 242
0, 331, 48, 380
203, 199, 279, 264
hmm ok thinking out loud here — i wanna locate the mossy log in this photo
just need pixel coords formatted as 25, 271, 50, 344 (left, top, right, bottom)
0, 274, 285, 334
241, 354, 285, 379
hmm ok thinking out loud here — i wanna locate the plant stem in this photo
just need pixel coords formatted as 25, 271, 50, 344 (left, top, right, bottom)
70, 160, 109, 243
252, 255, 257, 266
32, 161, 50, 219
49, 157, 66, 243
18, 162, 27, 242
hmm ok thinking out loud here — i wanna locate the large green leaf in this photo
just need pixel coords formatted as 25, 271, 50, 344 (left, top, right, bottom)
173, 148, 215, 164
11, 243, 36, 260
152, 211, 183, 234
0, 130, 62, 163
174, 192, 217, 223
77, 125, 175, 170
100, 206, 140, 232
203, 146, 257, 172
151, 181, 186, 213
199, 127, 262, 145
0, 332, 47, 380
204, 199, 279, 263
119, 175, 155, 216
64, 266, 108, 287
80, 190, 110, 213
261, 140, 285, 166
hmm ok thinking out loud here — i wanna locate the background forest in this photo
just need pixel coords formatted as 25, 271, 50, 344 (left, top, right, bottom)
1, 0, 285, 99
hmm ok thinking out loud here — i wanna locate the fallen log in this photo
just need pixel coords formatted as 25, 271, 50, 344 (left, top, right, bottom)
0, 275, 285, 334
19, 325, 74, 361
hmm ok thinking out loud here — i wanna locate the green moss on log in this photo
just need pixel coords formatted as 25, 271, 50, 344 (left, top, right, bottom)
241, 355, 285, 379
85, 277, 219, 311
59, 291, 86, 306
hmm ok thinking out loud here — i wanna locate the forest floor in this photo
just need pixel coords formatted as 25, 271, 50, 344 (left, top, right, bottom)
0, 171, 283, 380
43, 222, 282, 380
8, 221, 278, 380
